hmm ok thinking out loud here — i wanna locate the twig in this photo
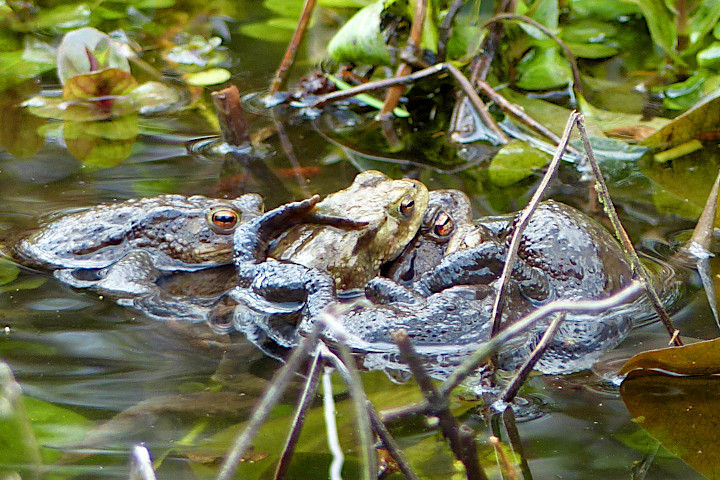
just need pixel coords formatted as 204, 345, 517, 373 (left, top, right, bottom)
481, 13, 583, 96
211, 85, 250, 146
368, 406, 422, 480
392, 329, 490, 480
216, 326, 321, 480
378, 0, 427, 119
575, 114, 682, 346
437, 0, 468, 61
270, 0, 317, 94
440, 281, 645, 396
489, 111, 578, 338
498, 408, 533, 480
324, 349, 421, 480
499, 313, 566, 403
312, 63, 508, 144
323, 365, 345, 480
274, 348, 324, 480
473, 79, 582, 155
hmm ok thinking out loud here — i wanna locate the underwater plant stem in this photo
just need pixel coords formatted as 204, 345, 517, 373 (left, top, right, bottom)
392, 329, 490, 480
499, 313, 566, 403
481, 13, 583, 96
324, 348, 421, 480
575, 114, 682, 347
378, 0, 427, 119
216, 327, 321, 480
323, 366, 345, 480
489, 111, 578, 338
270, 0, 317, 94
320, 312, 377, 480
440, 281, 645, 396
130, 445, 157, 480
274, 348, 324, 480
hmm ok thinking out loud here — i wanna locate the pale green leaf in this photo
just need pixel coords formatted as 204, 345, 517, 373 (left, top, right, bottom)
184, 68, 231, 86
489, 140, 551, 186
327, 0, 392, 66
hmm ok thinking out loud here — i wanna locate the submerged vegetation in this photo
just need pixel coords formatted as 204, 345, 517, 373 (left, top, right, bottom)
2, 0, 720, 479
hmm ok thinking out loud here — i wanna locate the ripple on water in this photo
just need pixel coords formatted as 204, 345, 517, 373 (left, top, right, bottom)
26, 297, 95, 311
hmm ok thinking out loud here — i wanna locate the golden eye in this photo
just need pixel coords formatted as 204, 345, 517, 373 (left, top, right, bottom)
433, 211, 454, 237
209, 208, 239, 233
399, 195, 415, 217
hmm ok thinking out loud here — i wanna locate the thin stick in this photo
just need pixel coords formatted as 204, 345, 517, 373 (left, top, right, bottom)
216, 327, 320, 480
444, 63, 509, 144
312, 63, 508, 144
481, 13, 583, 95
270, 0, 317, 94
575, 114, 682, 346
392, 329, 490, 480
499, 408, 533, 480
324, 349, 422, 480
437, 0, 468, 61
489, 111, 578, 337
378, 0, 427, 119
440, 281, 645, 396
474, 79, 582, 155
274, 349, 324, 480
211, 85, 250, 146
323, 366, 345, 480
499, 313, 566, 403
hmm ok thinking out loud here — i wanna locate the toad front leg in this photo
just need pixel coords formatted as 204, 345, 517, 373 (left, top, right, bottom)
414, 241, 553, 303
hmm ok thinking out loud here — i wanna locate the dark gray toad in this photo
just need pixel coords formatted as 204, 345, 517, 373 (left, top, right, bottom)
15, 193, 264, 298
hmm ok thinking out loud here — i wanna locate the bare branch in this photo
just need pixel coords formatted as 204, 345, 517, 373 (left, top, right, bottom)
489, 111, 579, 337
270, 0, 317, 94
575, 114, 681, 346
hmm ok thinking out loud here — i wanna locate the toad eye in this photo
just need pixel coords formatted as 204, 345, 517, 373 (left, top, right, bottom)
208, 208, 239, 233
433, 211, 454, 237
399, 195, 415, 217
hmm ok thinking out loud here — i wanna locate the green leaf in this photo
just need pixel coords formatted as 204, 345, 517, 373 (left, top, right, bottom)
238, 18, 297, 43
18, 3, 91, 32
0, 51, 54, 92
687, 0, 720, 52
63, 115, 138, 168
515, 46, 573, 90
489, 140, 551, 186
623, 0, 677, 55
621, 375, 720, 479
128, 81, 182, 114
697, 42, 720, 69
184, 68, 231, 86
570, 0, 641, 20
662, 74, 705, 111
327, 0, 392, 66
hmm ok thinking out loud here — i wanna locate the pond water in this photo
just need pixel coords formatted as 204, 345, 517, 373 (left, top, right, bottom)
1, 3, 720, 480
